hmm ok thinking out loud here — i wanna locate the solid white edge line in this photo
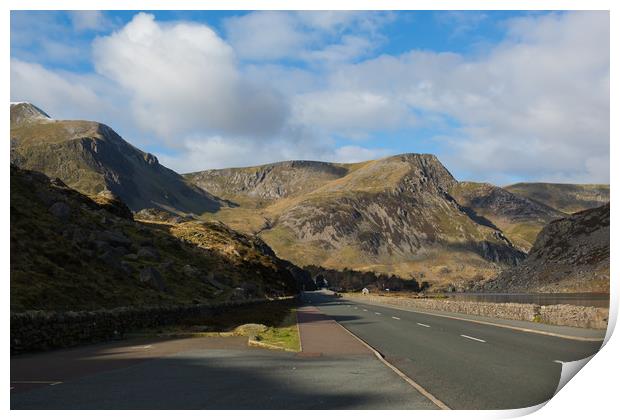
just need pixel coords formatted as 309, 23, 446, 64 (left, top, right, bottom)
417, 323, 431, 328
11, 381, 64, 385
295, 309, 303, 353
461, 334, 486, 343
333, 321, 450, 410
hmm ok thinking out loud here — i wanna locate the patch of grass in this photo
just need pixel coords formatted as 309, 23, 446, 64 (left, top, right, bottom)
254, 308, 301, 352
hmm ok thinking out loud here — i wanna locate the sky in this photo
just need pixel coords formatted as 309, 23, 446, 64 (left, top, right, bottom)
10, 10, 610, 184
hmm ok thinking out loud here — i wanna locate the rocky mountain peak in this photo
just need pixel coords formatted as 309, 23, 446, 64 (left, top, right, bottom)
10, 102, 51, 126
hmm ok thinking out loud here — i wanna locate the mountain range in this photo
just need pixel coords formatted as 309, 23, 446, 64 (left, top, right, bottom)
10, 103, 610, 295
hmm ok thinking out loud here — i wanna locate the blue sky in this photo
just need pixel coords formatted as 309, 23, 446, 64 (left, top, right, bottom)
10, 10, 609, 184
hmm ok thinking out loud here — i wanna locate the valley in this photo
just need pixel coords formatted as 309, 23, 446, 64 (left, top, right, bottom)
10, 102, 610, 296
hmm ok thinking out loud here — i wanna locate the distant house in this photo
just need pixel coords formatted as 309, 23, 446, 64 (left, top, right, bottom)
362, 287, 370, 295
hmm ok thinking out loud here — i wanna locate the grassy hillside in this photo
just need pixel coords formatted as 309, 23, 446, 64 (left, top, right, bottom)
10, 165, 298, 312
505, 183, 609, 214
195, 154, 527, 290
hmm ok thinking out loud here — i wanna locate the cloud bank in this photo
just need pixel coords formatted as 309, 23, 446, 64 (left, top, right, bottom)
10, 11, 609, 183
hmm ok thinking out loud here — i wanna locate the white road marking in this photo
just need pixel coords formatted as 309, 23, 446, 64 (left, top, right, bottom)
392, 316, 401, 320
130, 345, 153, 349
375, 312, 382, 315
461, 334, 486, 343
417, 323, 431, 328
553, 360, 565, 364
11, 381, 63, 386
354, 307, 358, 309
363, 309, 368, 312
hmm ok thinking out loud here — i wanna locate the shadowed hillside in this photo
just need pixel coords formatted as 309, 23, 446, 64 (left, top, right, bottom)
10, 165, 298, 311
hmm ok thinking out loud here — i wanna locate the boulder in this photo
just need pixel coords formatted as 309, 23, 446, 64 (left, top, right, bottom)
234, 323, 268, 339
139, 267, 166, 291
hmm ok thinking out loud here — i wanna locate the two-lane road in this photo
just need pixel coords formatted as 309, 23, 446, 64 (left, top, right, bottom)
305, 291, 603, 410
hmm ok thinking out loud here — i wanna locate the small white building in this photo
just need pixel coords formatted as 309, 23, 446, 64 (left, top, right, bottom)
362, 287, 370, 295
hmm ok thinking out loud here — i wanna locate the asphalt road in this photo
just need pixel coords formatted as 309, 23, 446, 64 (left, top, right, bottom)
305, 291, 604, 410
11, 326, 436, 409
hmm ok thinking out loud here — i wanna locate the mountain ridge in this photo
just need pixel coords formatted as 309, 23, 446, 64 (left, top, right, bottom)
10, 103, 226, 214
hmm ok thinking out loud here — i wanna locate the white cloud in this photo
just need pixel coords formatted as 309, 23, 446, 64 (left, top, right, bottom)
435, 11, 488, 37
224, 12, 308, 61
223, 11, 390, 64
292, 90, 412, 137
69, 11, 112, 32
92, 13, 288, 141
331, 145, 392, 163
10, 59, 103, 118
294, 11, 609, 183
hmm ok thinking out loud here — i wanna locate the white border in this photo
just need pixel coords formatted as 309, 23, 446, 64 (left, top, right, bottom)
3, 2, 616, 420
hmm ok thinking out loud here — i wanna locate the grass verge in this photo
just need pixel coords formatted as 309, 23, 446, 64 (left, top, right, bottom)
253, 308, 300, 352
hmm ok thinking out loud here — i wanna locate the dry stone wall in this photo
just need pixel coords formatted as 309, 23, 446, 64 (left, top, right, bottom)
11, 298, 295, 354
345, 294, 608, 330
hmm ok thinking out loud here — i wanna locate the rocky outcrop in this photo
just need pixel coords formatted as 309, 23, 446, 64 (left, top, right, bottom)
486, 203, 610, 292
134, 208, 192, 224
10, 102, 51, 125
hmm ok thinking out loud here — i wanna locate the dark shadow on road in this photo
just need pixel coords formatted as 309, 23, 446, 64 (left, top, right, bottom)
11, 350, 411, 409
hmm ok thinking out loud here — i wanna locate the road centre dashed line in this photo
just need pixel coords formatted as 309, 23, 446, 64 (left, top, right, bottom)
417, 323, 431, 328
461, 334, 486, 343
392, 316, 401, 320
375, 312, 382, 315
